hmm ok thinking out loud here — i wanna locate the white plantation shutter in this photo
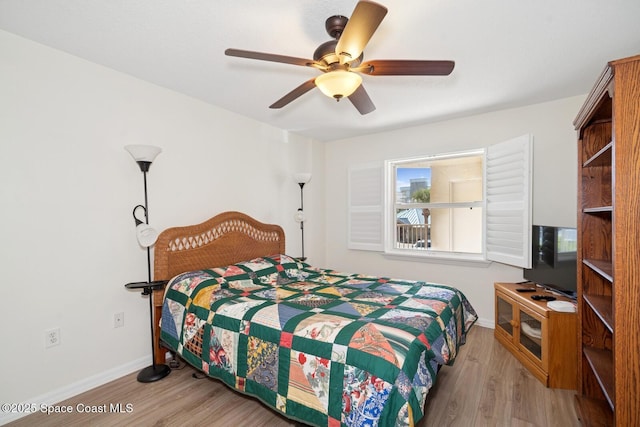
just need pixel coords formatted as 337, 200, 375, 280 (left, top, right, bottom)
485, 134, 532, 268
348, 163, 384, 251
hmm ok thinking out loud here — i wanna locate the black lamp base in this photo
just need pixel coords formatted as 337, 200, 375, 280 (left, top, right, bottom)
136, 364, 171, 383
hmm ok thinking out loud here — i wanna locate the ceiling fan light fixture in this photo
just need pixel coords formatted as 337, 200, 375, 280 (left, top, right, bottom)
315, 70, 362, 100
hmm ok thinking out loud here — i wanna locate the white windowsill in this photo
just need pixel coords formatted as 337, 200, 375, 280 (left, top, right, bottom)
383, 249, 492, 267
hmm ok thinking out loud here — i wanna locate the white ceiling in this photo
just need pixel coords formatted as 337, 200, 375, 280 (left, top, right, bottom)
2, 0, 639, 142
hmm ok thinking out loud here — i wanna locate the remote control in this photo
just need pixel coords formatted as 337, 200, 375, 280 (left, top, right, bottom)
531, 295, 557, 301
516, 288, 536, 292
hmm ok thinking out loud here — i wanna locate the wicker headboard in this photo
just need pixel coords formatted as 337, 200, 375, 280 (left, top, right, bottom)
153, 211, 286, 281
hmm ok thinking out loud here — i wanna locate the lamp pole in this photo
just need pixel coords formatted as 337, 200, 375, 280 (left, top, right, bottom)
298, 182, 306, 261
124, 145, 170, 383
136, 161, 169, 381
141, 168, 152, 285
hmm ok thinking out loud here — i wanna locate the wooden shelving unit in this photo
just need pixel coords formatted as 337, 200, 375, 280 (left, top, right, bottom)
574, 54, 640, 427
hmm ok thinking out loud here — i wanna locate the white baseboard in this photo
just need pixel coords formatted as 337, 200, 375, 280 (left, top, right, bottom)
475, 316, 494, 329
0, 356, 149, 426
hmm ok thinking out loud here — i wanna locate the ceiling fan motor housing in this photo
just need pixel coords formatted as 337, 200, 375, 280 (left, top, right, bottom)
325, 15, 348, 39
313, 39, 363, 68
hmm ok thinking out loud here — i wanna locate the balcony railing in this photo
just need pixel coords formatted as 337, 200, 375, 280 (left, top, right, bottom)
396, 223, 429, 249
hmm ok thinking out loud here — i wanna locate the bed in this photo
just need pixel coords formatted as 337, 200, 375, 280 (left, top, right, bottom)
151, 211, 477, 426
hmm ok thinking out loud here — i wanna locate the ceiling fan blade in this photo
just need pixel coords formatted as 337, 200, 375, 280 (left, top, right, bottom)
225, 48, 318, 68
269, 78, 317, 109
357, 60, 455, 76
348, 84, 376, 115
335, 1, 388, 64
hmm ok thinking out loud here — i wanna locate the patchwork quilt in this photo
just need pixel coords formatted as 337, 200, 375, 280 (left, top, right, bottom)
160, 254, 477, 427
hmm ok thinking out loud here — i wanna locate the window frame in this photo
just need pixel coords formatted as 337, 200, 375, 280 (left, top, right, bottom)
384, 149, 487, 263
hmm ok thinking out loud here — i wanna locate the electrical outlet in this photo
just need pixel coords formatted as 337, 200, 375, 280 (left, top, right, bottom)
45, 328, 60, 348
114, 312, 124, 328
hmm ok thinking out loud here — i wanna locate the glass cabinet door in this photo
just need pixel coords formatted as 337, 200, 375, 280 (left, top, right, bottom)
518, 309, 542, 361
496, 294, 514, 336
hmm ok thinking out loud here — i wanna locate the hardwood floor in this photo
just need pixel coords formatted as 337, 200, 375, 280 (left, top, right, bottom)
6, 326, 579, 426
420, 327, 579, 427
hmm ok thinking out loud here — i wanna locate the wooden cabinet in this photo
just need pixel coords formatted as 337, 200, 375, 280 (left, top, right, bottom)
574, 54, 640, 426
494, 282, 577, 389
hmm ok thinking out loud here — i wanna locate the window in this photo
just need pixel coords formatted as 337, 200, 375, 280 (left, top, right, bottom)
391, 151, 484, 255
348, 135, 532, 267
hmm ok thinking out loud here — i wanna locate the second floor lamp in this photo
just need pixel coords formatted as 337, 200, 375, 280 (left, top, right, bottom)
293, 172, 311, 262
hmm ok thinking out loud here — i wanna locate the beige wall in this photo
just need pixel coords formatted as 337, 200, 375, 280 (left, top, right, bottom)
429, 157, 483, 252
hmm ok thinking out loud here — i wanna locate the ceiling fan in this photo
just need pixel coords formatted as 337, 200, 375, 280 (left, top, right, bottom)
225, 1, 455, 115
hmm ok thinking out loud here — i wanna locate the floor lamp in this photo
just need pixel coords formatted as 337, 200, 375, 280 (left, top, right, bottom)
293, 173, 312, 262
124, 144, 171, 383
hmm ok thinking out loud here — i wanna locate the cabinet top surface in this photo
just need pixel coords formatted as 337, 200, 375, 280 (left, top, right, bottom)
495, 282, 577, 316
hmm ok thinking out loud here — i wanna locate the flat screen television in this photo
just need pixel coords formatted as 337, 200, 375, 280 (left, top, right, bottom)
523, 225, 578, 299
